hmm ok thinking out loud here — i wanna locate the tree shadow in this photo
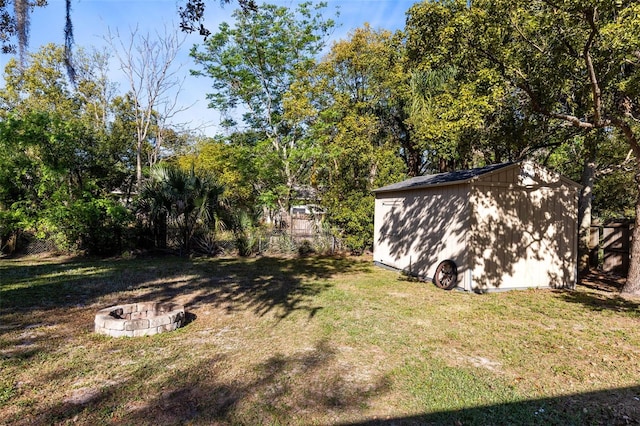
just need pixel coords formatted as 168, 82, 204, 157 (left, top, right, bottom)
0, 255, 371, 333
557, 290, 640, 314
13, 339, 391, 425
0, 255, 372, 394
580, 270, 626, 293
2, 254, 639, 424
556, 271, 640, 314
10, 337, 640, 425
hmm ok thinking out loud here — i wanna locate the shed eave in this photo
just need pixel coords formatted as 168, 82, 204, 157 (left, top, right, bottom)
372, 162, 514, 194
372, 178, 472, 194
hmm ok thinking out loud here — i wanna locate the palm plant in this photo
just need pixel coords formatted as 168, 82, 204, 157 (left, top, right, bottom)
139, 164, 224, 253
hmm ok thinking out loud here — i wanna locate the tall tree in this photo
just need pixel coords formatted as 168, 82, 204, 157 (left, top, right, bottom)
0, 43, 78, 118
108, 25, 189, 188
190, 1, 335, 225
405, 0, 511, 173
406, 0, 640, 294
73, 46, 117, 131
0, 43, 135, 253
286, 25, 406, 251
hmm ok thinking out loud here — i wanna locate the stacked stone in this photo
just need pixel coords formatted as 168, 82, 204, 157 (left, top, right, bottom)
95, 302, 185, 337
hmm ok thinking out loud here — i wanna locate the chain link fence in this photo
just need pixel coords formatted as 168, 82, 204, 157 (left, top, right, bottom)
190, 228, 344, 257
2, 225, 345, 258
1, 232, 60, 257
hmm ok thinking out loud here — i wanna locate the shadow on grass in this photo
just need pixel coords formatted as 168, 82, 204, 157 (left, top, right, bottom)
0, 255, 371, 326
14, 343, 640, 425
17, 339, 391, 425
2, 257, 640, 424
557, 271, 640, 315
557, 290, 640, 315
338, 385, 640, 425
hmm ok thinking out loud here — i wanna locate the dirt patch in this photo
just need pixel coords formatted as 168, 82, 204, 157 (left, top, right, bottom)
580, 270, 626, 293
444, 348, 504, 373
63, 387, 102, 405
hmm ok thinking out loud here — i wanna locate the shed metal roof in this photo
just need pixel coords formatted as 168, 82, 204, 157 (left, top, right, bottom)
373, 162, 514, 193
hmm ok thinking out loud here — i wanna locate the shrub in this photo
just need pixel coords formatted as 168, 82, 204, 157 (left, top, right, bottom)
297, 239, 315, 257
40, 197, 133, 255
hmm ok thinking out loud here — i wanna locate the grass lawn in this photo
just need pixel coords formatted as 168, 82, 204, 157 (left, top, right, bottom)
1, 254, 639, 425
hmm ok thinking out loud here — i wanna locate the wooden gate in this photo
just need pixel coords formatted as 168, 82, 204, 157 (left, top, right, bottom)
590, 220, 632, 275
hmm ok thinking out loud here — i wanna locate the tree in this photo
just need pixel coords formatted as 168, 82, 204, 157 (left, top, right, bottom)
1, 0, 254, 58
190, 1, 335, 226
1, 0, 259, 84
286, 25, 406, 252
108, 25, 189, 189
178, 0, 256, 38
0, 0, 75, 81
0, 109, 133, 254
404, 0, 516, 173
0, 43, 78, 118
0, 0, 48, 55
0, 44, 123, 191
73, 46, 117, 131
406, 0, 640, 294
0, 44, 134, 254
178, 133, 259, 214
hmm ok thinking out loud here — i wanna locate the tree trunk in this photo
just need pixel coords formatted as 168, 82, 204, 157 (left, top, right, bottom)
155, 213, 167, 249
406, 148, 421, 177
578, 153, 597, 274
617, 121, 640, 295
622, 175, 640, 295
136, 139, 143, 189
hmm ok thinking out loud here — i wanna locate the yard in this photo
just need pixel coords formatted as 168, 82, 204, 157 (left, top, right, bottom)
0, 254, 639, 425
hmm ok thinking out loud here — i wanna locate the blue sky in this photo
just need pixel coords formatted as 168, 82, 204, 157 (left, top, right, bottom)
4, 0, 416, 136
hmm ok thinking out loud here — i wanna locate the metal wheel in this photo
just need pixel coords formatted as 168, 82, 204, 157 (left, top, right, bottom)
434, 260, 458, 290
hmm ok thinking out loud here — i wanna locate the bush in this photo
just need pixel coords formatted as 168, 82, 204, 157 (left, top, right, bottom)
297, 239, 315, 257
194, 232, 225, 256
40, 197, 133, 255
235, 231, 257, 256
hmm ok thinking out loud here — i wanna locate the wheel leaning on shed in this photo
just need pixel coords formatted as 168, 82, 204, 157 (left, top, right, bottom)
434, 260, 458, 290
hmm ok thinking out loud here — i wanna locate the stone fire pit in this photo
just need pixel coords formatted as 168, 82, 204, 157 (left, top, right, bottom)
95, 302, 185, 337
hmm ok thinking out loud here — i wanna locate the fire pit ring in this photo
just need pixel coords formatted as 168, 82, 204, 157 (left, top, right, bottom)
95, 302, 185, 337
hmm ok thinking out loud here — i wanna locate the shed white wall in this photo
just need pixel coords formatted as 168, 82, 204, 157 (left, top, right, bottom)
469, 164, 579, 291
373, 161, 579, 292
373, 184, 470, 290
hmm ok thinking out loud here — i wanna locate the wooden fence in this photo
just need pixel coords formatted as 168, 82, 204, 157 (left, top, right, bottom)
290, 213, 318, 240
589, 220, 632, 275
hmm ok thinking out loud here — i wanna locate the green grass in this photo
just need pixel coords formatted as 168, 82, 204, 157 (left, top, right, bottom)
1, 254, 639, 425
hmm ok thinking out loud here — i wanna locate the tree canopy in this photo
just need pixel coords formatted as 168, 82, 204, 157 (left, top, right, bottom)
190, 1, 336, 224
1, 0, 640, 293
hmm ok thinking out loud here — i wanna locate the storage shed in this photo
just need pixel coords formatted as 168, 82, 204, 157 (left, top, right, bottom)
373, 161, 581, 292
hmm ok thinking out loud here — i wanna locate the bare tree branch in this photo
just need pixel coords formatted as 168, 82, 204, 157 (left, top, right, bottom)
107, 24, 189, 188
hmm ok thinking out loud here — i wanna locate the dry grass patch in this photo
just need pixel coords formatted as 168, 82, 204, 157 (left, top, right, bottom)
1, 255, 639, 425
